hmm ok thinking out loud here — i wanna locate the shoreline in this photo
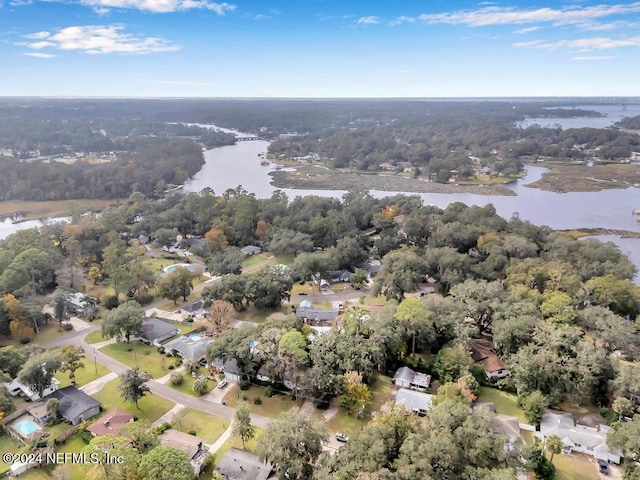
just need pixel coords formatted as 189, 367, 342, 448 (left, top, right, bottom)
268, 168, 518, 196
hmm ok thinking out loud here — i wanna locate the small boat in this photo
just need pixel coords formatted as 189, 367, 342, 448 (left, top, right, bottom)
633, 208, 640, 215
260, 159, 269, 166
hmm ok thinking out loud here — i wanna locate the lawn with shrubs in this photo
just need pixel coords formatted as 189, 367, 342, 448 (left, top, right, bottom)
99, 341, 179, 379
223, 384, 296, 418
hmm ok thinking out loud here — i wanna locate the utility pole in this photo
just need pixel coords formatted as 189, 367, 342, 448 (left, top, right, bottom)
93, 348, 98, 375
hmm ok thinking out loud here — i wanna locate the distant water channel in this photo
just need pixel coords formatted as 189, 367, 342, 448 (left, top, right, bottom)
2, 118, 639, 282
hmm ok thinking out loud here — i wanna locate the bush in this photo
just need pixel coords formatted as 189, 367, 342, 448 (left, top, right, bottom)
102, 295, 119, 310
239, 379, 250, 390
188, 430, 197, 436
63, 323, 73, 331
80, 430, 94, 444
157, 346, 165, 354
170, 371, 183, 385
152, 422, 171, 435
242, 395, 248, 401
168, 365, 174, 370
127, 346, 133, 352
19, 337, 31, 345
265, 386, 275, 398
174, 358, 182, 366
253, 397, 262, 405
186, 317, 194, 323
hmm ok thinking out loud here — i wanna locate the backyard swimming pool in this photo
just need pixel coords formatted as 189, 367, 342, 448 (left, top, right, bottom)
189, 334, 202, 340
13, 419, 40, 437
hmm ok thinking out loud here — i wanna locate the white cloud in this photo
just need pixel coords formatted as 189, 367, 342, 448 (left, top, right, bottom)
146, 80, 212, 85
79, 0, 235, 14
24, 52, 57, 58
356, 16, 380, 25
20, 25, 181, 54
514, 26, 541, 34
515, 35, 640, 51
389, 15, 415, 26
393, 3, 640, 28
572, 55, 615, 60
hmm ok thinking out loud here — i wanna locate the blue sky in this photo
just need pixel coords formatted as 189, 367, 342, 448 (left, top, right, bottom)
2, 0, 639, 97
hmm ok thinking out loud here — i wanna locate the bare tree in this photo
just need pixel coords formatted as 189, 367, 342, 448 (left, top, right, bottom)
207, 300, 234, 336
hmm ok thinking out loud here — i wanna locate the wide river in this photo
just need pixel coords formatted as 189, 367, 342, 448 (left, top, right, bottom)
2, 116, 639, 281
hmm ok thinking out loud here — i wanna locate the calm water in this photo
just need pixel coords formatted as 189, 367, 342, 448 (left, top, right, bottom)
3, 122, 639, 281
519, 104, 640, 129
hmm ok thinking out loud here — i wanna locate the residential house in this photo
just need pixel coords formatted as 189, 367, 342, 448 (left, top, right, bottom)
354, 261, 381, 279
211, 358, 241, 382
328, 270, 351, 283
295, 306, 338, 326
180, 299, 207, 319
6, 377, 60, 401
241, 245, 262, 256
164, 335, 212, 362
48, 386, 100, 425
537, 410, 622, 464
468, 338, 510, 381
395, 388, 434, 416
215, 447, 273, 480
27, 402, 53, 425
159, 429, 208, 475
64, 292, 96, 317
86, 408, 134, 437
139, 318, 179, 346
137, 231, 151, 245
393, 366, 431, 390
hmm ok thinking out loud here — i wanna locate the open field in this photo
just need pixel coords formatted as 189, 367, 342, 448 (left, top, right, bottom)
0, 198, 125, 221
269, 166, 516, 196
525, 163, 640, 193
553, 453, 600, 480
171, 409, 228, 443
93, 378, 175, 423
56, 361, 111, 388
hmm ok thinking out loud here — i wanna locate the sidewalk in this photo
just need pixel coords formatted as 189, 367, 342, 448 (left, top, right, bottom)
91, 337, 117, 349
206, 423, 234, 455
82, 371, 118, 395
152, 403, 185, 427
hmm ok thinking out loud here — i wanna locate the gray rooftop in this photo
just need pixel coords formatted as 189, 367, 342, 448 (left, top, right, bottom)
181, 299, 205, 313
215, 448, 272, 480
164, 335, 212, 361
395, 388, 434, 413
241, 245, 262, 255
48, 386, 99, 422
296, 306, 338, 322
140, 317, 179, 342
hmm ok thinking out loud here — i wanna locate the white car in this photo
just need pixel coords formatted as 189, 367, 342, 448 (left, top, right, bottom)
217, 379, 228, 389
335, 433, 348, 442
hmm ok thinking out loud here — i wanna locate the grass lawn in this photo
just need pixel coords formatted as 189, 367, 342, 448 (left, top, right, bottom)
275, 254, 295, 266
57, 362, 111, 388
291, 283, 316, 295
15, 470, 54, 480
92, 379, 175, 424
224, 384, 295, 419
84, 329, 109, 344
54, 434, 87, 480
369, 373, 395, 412
0, 434, 26, 455
477, 387, 527, 423
312, 408, 362, 438
212, 428, 264, 465
553, 453, 600, 480
242, 254, 268, 268
171, 409, 228, 443
233, 306, 289, 324
0, 198, 123, 221
100, 341, 173, 379
363, 295, 388, 306
168, 368, 213, 397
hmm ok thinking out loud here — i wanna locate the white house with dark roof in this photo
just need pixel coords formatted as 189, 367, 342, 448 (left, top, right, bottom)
295, 306, 338, 326
241, 245, 262, 256
6, 377, 60, 401
536, 410, 622, 464
180, 299, 207, 318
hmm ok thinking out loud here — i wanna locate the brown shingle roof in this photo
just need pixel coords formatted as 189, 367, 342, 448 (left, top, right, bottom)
159, 429, 203, 459
86, 408, 134, 437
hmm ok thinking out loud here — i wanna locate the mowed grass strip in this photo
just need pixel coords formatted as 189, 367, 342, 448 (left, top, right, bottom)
57, 361, 111, 388
477, 386, 527, 423
92, 378, 174, 424
223, 384, 295, 419
100, 341, 172, 379
171, 409, 228, 444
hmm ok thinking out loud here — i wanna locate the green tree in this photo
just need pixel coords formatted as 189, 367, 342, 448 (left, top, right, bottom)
0, 385, 16, 418
119, 419, 158, 454
45, 397, 60, 414
59, 345, 85, 384
395, 297, 431, 354
279, 330, 309, 401
157, 267, 196, 303
118, 367, 151, 409
0, 346, 26, 377
138, 446, 195, 480
82, 435, 141, 480
545, 434, 563, 462
204, 274, 248, 311
612, 396, 634, 421
52, 288, 70, 325
232, 402, 255, 449
207, 247, 244, 275
102, 301, 144, 342
349, 269, 368, 290
608, 415, 640, 478
18, 350, 62, 400
339, 370, 372, 417
522, 390, 549, 427
432, 345, 473, 383
525, 445, 556, 480
170, 371, 183, 385
257, 409, 328, 480
193, 375, 208, 395
373, 248, 426, 301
